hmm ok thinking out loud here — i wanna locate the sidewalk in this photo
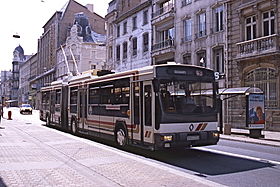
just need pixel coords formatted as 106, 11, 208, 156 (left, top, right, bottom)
0, 108, 224, 187
220, 128, 280, 147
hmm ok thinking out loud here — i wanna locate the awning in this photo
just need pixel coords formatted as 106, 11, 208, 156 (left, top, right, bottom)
192, 87, 263, 96
219, 87, 263, 95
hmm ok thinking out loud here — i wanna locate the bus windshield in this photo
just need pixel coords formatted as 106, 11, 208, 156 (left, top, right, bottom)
158, 80, 217, 122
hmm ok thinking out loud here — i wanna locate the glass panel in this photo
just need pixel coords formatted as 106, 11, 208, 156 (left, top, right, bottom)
159, 81, 215, 115
264, 21, 269, 36
244, 68, 277, 108
144, 85, 152, 126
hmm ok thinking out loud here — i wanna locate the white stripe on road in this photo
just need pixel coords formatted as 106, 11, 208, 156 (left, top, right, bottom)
45, 127, 226, 187
194, 147, 280, 166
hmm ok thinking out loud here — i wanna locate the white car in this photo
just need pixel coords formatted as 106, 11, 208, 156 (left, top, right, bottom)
20, 104, 32, 114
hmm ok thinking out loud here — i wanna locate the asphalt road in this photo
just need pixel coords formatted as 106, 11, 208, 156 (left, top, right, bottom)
127, 140, 280, 187
3, 108, 280, 187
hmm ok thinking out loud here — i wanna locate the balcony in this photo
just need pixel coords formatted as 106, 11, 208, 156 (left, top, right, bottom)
152, 39, 174, 51
152, 39, 175, 57
152, 4, 174, 25
236, 34, 279, 59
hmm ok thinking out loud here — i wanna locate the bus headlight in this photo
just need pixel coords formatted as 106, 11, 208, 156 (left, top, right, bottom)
213, 132, 219, 137
163, 135, 173, 142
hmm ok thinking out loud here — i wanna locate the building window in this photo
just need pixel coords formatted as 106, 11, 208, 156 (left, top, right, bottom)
160, 27, 174, 41
197, 50, 206, 67
117, 25, 120, 37
116, 45, 120, 61
132, 16, 137, 30
214, 6, 223, 32
213, 47, 224, 74
182, 0, 192, 7
123, 21, 127, 35
132, 37, 137, 56
183, 53, 191, 64
109, 24, 113, 36
143, 10, 148, 25
123, 42, 127, 59
184, 19, 192, 41
263, 10, 275, 36
143, 33, 149, 52
198, 13, 206, 37
245, 15, 256, 40
244, 68, 277, 108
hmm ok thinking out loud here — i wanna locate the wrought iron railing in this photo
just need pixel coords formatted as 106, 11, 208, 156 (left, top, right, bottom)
152, 39, 174, 52
152, 4, 174, 18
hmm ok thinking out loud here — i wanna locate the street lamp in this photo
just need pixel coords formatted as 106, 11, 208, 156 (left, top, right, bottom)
13, 34, 20, 38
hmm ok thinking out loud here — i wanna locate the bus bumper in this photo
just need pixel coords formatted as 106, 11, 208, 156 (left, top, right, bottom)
154, 131, 219, 150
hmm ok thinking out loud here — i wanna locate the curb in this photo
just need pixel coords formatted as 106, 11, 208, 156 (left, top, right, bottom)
220, 134, 280, 147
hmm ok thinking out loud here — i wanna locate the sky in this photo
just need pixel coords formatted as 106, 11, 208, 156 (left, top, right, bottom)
0, 0, 111, 71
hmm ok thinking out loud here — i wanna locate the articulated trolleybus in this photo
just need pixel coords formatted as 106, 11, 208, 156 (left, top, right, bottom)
40, 64, 219, 150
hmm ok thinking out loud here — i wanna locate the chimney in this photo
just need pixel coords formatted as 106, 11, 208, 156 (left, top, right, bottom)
86, 4, 94, 13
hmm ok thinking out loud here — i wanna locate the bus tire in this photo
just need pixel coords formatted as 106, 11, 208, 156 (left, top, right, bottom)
115, 124, 128, 147
71, 119, 77, 135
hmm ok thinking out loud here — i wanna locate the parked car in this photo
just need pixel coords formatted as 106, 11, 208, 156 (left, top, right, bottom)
20, 104, 32, 114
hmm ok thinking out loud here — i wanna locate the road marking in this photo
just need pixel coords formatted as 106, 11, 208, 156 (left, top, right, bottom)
194, 147, 280, 166
46, 127, 226, 187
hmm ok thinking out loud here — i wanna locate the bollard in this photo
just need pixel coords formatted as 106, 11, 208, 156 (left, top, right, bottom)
8, 111, 12, 120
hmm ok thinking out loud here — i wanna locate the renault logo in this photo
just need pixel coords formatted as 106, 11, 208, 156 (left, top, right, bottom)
189, 124, 194, 131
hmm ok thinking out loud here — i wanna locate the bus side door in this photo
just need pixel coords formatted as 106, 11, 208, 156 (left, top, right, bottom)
78, 87, 87, 130
142, 81, 154, 144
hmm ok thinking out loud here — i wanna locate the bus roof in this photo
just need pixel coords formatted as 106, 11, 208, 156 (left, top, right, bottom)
42, 63, 215, 90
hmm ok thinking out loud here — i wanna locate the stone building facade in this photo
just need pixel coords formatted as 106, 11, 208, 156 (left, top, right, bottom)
0, 70, 13, 105
106, 0, 152, 72
28, 54, 38, 108
227, 0, 280, 131
175, 0, 228, 88
35, 0, 106, 89
151, 0, 175, 65
11, 45, 29, 107
56, 13, 106, 79
19, 56, 31, 105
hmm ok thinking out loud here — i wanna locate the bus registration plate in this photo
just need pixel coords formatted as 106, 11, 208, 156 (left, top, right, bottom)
187, 135, 199, 141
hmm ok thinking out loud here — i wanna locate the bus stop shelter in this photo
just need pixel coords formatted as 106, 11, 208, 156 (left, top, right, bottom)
219, 87, 264, 138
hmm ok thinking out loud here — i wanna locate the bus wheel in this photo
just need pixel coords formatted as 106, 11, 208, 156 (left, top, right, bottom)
115, 126, 127, 147
71, 119, 77, 134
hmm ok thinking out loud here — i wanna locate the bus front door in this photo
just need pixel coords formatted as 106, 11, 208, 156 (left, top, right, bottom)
142, 82, 154, 145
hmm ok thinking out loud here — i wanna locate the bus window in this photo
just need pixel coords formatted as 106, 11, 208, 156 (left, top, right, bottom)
42, 92, 50, 110
88, 86, 100, 116
100, 85, 113, 104
159, 81, 215, 113
55, 90, 61, 112
70, 87, 78, 113
89, 86, 100, 104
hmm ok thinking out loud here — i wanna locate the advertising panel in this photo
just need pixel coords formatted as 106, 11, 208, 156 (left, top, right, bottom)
247, 94, 265, 129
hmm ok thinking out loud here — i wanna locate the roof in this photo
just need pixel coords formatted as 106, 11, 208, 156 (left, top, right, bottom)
219, 87, 263, 95
14, 45, 24, 54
